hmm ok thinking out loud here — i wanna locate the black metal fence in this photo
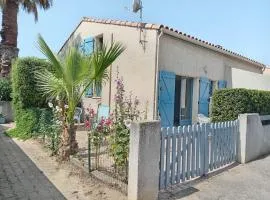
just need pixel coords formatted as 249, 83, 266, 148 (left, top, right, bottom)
87, 135, 128, 193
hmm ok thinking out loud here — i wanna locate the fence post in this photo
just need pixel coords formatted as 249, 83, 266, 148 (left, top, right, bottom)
204, 123, 210, 174
237, 113, 263, 164
128, 121, 161, 200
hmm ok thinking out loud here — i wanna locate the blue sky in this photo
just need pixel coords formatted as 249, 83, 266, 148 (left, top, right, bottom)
16, 0, 270, 64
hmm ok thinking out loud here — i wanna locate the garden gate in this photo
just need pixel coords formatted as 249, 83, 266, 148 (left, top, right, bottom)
159, 120, 239, 189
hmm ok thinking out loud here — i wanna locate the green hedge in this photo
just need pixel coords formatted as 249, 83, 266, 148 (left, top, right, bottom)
0, 78, 12, 101
211, 88, 270, 122
12, 57, 52, 109
9, 57, 53, 139
7, 108, 53, 139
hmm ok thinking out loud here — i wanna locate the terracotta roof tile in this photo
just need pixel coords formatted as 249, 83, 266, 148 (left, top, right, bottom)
78, 17, 265, 68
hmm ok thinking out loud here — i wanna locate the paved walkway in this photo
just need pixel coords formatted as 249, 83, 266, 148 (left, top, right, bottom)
159, 155, 270, 200
0, 132, 65, 200
0, 127, 126, 200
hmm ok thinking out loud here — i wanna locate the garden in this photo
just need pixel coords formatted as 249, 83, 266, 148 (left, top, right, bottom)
0, 34, 148, 193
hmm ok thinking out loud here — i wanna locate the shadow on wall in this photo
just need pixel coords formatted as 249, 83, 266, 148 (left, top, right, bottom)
0, 127, 67, 200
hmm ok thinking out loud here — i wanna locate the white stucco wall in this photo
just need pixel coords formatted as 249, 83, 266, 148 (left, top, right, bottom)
158, 33, 264, 122
60, 21, 158, 120
60, 22, 266, 123
158, 34, 262, 81
231, 68, 270, 91
238, 114, 270, 163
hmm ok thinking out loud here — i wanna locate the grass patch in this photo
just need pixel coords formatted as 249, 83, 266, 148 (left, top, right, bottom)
6, 128, 31, 140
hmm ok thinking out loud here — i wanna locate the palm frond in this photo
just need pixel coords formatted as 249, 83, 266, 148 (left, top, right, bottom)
37, 34, 64, 79
79, 42, 125, 99
35, 69, 66, 99
91, 42, 125, 83
35, 36, 125, 123
20, 0, 52, 21
64, 47, 91, 86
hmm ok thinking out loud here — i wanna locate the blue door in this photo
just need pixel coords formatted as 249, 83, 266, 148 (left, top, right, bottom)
158, 71, 176, 127
198, 77, 211, 117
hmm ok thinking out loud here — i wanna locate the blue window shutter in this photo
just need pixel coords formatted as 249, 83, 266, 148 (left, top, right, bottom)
158, 70, 176, 127
84, 37, 94, 55
80, 37, 95, 98
79, 37, 94, 55
218, 80, 227, 89
96, 84, 102, 97
79, 42, 84, 53
198, 77, 211, 117
85, 84, 93, 97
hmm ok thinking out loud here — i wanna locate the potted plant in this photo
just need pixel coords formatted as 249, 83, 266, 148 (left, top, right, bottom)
0, 113, 6, 124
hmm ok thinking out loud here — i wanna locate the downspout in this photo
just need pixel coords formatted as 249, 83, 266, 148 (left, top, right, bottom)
108, 33, 114, 111
262, 66, 266, 73
153, 30, 163, 120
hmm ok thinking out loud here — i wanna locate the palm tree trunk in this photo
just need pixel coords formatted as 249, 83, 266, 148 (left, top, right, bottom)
0, 0, 19, 77
59, 123, 78, 160
70, 123, 78, 154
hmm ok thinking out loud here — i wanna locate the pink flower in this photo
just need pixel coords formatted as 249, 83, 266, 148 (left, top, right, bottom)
105, 118, 112, 126
85, 120, 91, 129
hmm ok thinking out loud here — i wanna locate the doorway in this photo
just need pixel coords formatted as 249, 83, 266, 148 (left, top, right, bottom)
174, 76, 193, 126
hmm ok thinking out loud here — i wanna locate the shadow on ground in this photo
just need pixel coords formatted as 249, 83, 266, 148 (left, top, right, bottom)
158, 162, 239, 200
0, 125, 66, 200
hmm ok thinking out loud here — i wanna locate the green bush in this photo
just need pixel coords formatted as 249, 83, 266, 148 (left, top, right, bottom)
9, 57, 53, 139
7, 108, 40, 139
0, 78, 12, 101
12, 57, 52, 109
211, 88, 270, 122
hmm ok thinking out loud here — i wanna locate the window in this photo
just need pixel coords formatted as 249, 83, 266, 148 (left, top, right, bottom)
95, 35, 103, 50
80, 35, 104, 98
79, 37, 94, 55
84, 84, 101, 98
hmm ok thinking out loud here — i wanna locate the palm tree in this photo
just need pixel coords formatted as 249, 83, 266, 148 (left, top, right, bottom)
0, 0, 52, 77
35, 35, 125, 160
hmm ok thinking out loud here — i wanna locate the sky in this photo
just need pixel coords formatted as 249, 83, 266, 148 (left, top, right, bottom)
14, 0, 270, 65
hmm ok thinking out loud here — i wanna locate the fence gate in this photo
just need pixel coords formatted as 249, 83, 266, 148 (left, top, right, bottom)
159, 120, 239, 190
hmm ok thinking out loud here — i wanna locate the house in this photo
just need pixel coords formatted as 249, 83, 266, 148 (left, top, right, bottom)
58, 17, 267, 127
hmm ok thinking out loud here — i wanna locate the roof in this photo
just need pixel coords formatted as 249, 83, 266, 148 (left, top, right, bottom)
59, 17, 265, 68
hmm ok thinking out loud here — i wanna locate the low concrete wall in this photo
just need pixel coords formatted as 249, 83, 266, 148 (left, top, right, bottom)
128, 121, 161, 200
238, 113, 270, 163
0, 101, 13, 122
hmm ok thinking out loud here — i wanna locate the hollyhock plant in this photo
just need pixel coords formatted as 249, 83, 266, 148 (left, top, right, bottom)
108, 72, 145, 175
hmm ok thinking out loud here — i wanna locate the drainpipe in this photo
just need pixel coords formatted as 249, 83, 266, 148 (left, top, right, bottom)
153, 30, 163, 120
108, 33, 114, 112
262, 66, 266, 73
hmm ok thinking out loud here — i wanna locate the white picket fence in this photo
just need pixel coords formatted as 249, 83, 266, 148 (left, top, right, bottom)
159, 120, 239, 189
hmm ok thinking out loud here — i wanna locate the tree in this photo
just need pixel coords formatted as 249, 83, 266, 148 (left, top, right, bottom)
35, 35, 125, 160
0, 0, 52, 77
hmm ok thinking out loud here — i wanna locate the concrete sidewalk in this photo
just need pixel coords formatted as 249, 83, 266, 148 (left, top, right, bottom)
159, 155, 270, 200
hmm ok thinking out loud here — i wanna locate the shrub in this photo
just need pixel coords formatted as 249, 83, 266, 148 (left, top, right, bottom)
12, 57, 52, 110
211, 88, 270, 122
0, 78, 12, 101
7, 108, 40, 139
9, 57, 53, 139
